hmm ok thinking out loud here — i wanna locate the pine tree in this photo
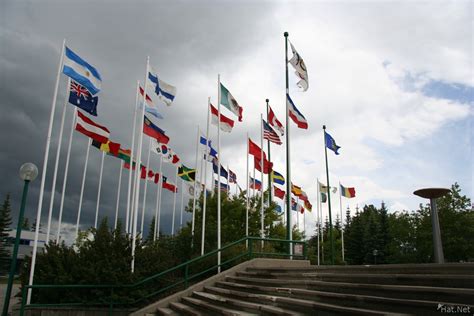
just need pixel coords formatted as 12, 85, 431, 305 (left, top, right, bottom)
146, 216, 156, 243
22, 217, 30, 230
0, 194, 13, 274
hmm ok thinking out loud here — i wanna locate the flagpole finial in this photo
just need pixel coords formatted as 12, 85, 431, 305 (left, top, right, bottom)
284, 32, 288, 37
266, 98, 269, 103
323, 125, 326, 130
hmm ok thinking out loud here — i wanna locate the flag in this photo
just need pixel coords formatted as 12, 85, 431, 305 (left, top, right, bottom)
340, 184, 356, 198
318, 181, 337, 194
212, 160, 228, 178
143, 116, 170, 144
123, 162, 137, 170
249, 177, 262, 190
214, 180, 230, 192
271, 170, 285, 185
219, 83, 243, 121
178, 165, 196, 182
229, 169, 237, 183
325, 131, 341, 155
139, 86, 154, 107
320, 192, 327, 203
69, 80, 99, 116
268, 106, 284, 136
254, 156, 273, 174
147, 67, 176, 106
304, 200, 312, 212
291, 198, 297, 211
287, 94, 308, 129
151, 139, 179, 164
273, 186, 285, 200
291, 183, 303, 196
210, 104, 234, 132
298, 190, 309, 202
248, 138, 266, 159
75, 110, 110, 143
288, 41, 308, 91
140, 166, 147, 179
162, 176, 178, 193
263, 120, 282, 145
91, 140, 120, 156
200, 136, 218, 159
114, 147, 131, 163
154, 173, 160, 184
139, 86, 164, 119
63, 46, 102, 95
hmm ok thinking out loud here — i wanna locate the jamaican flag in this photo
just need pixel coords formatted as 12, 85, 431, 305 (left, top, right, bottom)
178, 165, 196, 182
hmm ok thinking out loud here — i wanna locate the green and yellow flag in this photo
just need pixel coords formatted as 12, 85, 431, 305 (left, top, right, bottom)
178, 165, 196, 182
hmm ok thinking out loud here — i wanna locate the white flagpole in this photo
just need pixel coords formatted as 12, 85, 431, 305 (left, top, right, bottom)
56, 108, 77, 241
131, 56, 149, 273
304, 207, 306, 239
75, 138, 91, 240
191, 126, 199, 240
180, 179, 184, 229
46, 77, 71, 242
126, 81, 140, 234
296, 197, 300, 229
339, 181, 345, 262
140, 139, 152, 234
114, 160, 123, 230
217, 74, 222, 273
316, 178, 320, 265
201, 98, 210, 255
171, 165, 178, 235
245, 133, 249, 249
260, 114, 264, 248
319, 181, 324, 263
94, 151, 105, 229
154, 156, 163, 241
28, 39, 66, 304
253, 164, 256, 198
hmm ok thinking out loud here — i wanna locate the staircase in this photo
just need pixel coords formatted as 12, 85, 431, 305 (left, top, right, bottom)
132, 259, 474, 315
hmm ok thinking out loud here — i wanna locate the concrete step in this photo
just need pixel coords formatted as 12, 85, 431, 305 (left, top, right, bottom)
246, 263, 474, 275
226, 275, 474, 305
202, 285, 406, 316
181, 296, 258, 315
236, 271, 474, 288
155, 307, 179, 316
213, 280, 474, 315
169, 301, 205, 316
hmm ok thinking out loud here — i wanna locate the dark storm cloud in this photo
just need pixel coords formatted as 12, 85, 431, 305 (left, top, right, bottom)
0, 0, 277, 239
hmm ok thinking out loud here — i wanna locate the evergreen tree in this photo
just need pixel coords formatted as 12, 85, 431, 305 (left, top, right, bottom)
377, 202, 390, 264
31, 219, 42, 232
146, 216, 156, 243
22, 217, 30, 230
0, 194, 13, 274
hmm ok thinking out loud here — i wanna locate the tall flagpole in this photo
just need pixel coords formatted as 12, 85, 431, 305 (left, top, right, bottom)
265, 99, 272, 205
245, 133, 249, 249
260, 114, 264, 249
180, 179, 184, 229
296, 197, 300, 229
201, 98, 210, 255
46, 78, 71, 242
284, 32, 292, 256
316, 177, 320, 265
339, 181, 345, 262
217, 74, 222, 273
28, 39, 66, 304
131, 56, 149, 273
114, 161, 123, 230
94, 151, 105, 229
171, 165, 178, 235
56, 108, 77, 241
320, 181, 325, 264
191, 126, 199, 241
126, 82, 140, 234
75, 138, 92, 240
154, 156, 163, 241
253, 164, 256, 198
140, 139, 152, 234
323, 125, 335, 265
227, 164, 230, 198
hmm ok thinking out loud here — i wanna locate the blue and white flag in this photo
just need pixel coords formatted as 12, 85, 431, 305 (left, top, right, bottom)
68, 80, 99, 116
148, 67, 176, 106
200, 136, 218, 159
63, 46, 102, 95
139, 102, 164, 119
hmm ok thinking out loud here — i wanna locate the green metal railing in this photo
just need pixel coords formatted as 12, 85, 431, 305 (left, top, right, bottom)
19, 237, 307, 315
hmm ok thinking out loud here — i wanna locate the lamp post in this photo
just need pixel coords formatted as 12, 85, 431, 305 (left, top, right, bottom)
414, 187, 450, 264
2, 163, 38, 316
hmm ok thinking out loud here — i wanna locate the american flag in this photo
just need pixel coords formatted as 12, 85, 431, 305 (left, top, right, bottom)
263, 120, 282, 145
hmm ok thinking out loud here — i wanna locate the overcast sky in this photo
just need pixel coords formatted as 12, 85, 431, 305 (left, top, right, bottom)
1, 0, 472, 243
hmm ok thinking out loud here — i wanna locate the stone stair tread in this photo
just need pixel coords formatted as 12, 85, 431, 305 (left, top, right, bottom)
169, 301, 204, 316
155, 307, 179, 316
182, 296, 258, 316
193, 290, 302, 315
204, 285, 407, 316
240, 271, 474, 279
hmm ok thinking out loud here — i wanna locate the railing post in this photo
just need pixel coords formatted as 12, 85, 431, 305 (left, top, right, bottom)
249, 238, 253, 259
184, 264, 189, 289
20, 286, 27, 316
108, 287, 114, 316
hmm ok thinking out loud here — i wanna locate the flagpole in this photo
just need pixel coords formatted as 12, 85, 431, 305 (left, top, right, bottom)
191, 126, 199, 242
114, 160, 123, 230
131, 56, 149, 273
217, 74, 222, 273
284, 32, 292, 257
253, 164, 256, 198
27, 39, 66, 304
260, 114, 264, 249
227, 164, 230, 198
56, 108, 77, 241
303, 207, 306, 239
296, 197, 300, 229
171, 165, 178, 235
323, 125, 335, 265
46, 78, 71, 242
245, 133, 249, 249
180, 179, 184, 229
94, 151, 105, 229
316, 177, 320, 265
320, 184, 325, 264
154, 156, 163, 241
127, 81, 140, 234
265, 99, 272, 205
201, 98, 210, 255
75, 138, 91, 240
140, 139, 152, 234
339, 181, 345, 262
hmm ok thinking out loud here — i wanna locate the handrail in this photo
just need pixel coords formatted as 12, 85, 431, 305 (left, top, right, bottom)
19, 237, 307, 315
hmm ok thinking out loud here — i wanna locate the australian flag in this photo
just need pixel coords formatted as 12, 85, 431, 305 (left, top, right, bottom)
69, 80, 99, 116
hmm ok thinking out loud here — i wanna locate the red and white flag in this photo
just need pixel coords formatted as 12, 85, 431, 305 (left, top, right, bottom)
75, 110, 110, 143
210, 104, 234, 133
268, 106, 284, 136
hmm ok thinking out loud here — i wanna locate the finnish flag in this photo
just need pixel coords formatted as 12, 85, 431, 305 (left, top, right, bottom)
148, 67, 177, 106
63, 46, 102, 95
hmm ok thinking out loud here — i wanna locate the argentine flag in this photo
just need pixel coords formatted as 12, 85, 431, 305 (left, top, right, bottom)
63, 46, 102, 95
148, 66, 177, 106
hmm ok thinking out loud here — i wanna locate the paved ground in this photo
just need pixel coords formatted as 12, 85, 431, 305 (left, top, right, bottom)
0, 284, 21, 315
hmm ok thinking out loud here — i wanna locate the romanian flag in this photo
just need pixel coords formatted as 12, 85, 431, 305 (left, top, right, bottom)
271, 170, 285, 185
340, 184, 356, 198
